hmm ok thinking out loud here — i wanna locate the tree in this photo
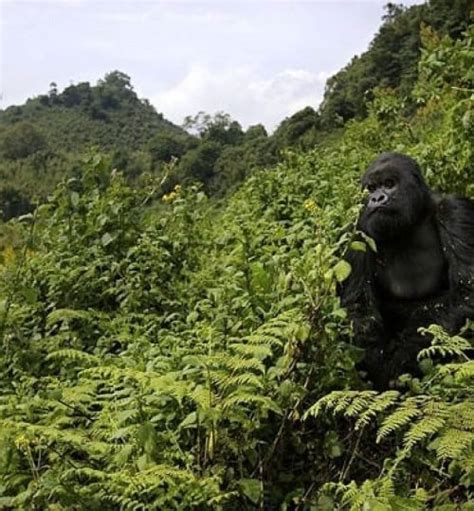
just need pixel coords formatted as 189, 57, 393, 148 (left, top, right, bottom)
148, 132, 189, 165
95, 71, 136, 111
318, 0, 472, 127
273, 107, 321, 149
179, 140, 222, 184
62, 82, 93, 108
0, 122, 47, 160
183, 111, 244, 145
244, 124, 268, 141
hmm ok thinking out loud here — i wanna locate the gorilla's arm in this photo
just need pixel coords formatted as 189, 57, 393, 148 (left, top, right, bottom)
340, 248, 388, 386
435, 196, 474, 332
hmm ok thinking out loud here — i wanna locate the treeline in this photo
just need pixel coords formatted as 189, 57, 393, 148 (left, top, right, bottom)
0, 0, 471, 220
319, 0, 472, 125
0, 70, 322, 219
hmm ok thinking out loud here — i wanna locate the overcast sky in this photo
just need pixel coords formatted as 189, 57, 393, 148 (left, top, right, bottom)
0, 0, 423, 130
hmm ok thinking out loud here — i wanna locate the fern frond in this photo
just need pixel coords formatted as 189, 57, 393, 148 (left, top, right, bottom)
244, 334, 284, 348
403, 415, 447, 451
376, 397, 425, 442
418, 325, 472, 360
229, 343, 273, 360
46, 308, 92, 325
220, 373, 264, 391
219, 354, 266, 373
303, 391, 369, 419
303, 390, 399, 427
190, 385, 218, 410
448, 402, 474, 431
435, 428, 474, 459
344, 393, 378, 417
222, 392, 283, 414
438, 360, 474, 382
1, 419, 111, 455
354, 391, 399, 430
47, 349, 99, 366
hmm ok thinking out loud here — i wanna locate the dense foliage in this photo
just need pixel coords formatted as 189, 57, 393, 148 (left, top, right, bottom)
318, 0, 472, 126
0, 21, 472, 509
0, 2, 472, 223
0, 77, 275, 218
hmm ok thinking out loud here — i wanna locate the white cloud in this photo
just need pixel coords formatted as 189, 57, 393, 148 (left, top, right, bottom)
152, 65, 332, 131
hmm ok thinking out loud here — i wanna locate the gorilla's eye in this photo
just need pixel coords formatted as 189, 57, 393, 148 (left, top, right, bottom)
384, 178, 395, 189
367, 184, 377, 193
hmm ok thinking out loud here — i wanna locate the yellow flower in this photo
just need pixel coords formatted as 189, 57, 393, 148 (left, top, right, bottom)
162, 191, 178, 203
15, 434, 29, 450
304, 199, 318, 214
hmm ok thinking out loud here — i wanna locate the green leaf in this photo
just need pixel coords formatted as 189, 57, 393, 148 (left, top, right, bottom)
316, 495, 335, 511
101, 232, 114, 246
238, 478, 262, 504
366, 499, 391, 511
361, 232, 377, 252
350, 241, 366, 252
114, 444, 134, 465
179, 412, 197, 429
18, 213, 34, 223
70, 191, 80, 208
333, 260, 352, 283
462, 110, 472, 130
250, 261, 272, 293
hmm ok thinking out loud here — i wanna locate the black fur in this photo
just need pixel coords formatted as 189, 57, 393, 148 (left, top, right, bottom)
340, 153, 474, 388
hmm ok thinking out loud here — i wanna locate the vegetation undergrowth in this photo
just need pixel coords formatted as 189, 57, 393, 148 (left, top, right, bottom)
0, 23, 472, 511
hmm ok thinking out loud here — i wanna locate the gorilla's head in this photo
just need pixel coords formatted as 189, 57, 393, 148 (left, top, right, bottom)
359, 153, 432, 242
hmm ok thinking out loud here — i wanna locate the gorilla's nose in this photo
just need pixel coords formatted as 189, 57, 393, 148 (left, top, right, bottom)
368, 190, 388, 209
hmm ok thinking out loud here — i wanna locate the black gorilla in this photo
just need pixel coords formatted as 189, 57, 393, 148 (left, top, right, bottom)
340, 152, 474, 388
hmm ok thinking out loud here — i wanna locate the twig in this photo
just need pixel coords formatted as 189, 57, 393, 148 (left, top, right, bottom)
340, 427, 364, 482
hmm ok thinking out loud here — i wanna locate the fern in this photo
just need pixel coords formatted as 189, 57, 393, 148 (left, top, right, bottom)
435, 428, 473, 459
304, 390, 399, 428
222, 392, 283, 414
376, 397, 425, 442
418, 324, 472, 361
438, 360, 474, 382
354, 391, 399, 430
47, 348, 99, 366
402, 413, 447, 452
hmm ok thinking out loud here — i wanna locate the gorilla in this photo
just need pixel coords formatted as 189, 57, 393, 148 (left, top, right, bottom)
340, 152, 474, 389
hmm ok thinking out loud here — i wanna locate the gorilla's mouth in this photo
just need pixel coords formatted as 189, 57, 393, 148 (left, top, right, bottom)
369, 205, 393, 215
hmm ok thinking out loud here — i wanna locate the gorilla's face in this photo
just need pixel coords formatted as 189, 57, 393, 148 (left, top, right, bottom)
359, 153, 431, 242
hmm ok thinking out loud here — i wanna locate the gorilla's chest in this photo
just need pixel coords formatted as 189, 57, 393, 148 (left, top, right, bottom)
374, 223, 447, 300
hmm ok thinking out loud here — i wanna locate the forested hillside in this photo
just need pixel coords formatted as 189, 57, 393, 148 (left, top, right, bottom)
318, 0, 472, 125
1, 0, 470, 223
0, 3, 473, 510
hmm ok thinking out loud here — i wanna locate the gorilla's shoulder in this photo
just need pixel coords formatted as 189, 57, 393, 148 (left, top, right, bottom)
434, 195, 474, 268
434, 195, 474, 228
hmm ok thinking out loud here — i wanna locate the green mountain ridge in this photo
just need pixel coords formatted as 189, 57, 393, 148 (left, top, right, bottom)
0, 70, 186, 153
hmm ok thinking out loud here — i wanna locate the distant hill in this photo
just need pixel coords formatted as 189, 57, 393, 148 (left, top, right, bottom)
0, 71, 199, 218
0, 73, 284, 217
0, 71, 187, 154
